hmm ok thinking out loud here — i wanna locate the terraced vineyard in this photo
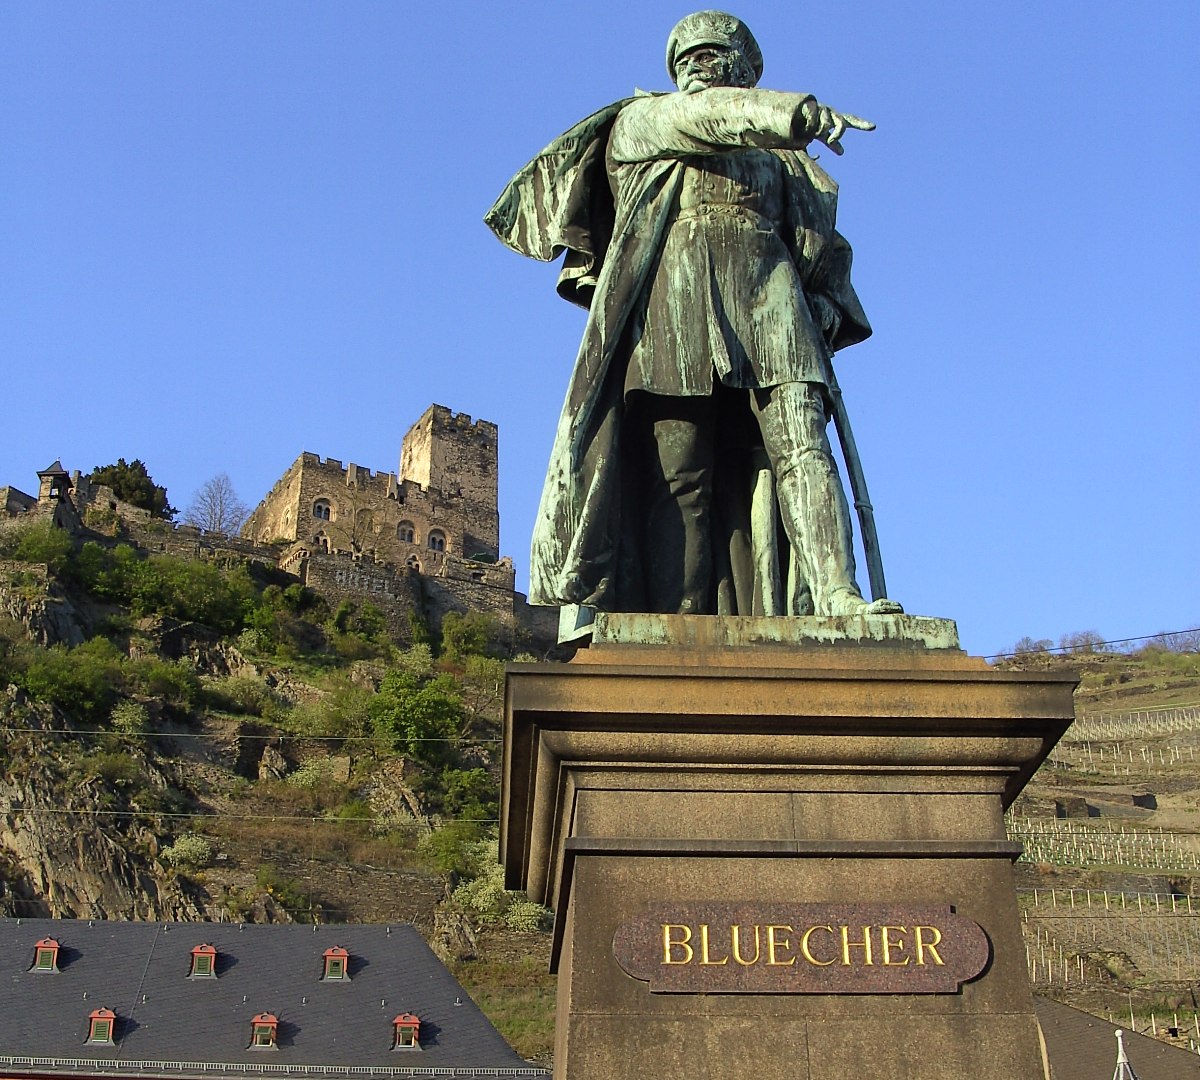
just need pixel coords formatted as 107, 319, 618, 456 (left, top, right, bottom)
1002, 648, 1200, 1050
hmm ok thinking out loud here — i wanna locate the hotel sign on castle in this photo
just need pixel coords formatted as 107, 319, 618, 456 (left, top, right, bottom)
613, 904, 990, 994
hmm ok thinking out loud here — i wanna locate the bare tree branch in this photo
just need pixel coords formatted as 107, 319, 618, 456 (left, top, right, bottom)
184, 473, 250, 535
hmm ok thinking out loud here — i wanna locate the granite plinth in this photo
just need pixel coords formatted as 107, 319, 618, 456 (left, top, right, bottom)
501, 626, 1076, 1079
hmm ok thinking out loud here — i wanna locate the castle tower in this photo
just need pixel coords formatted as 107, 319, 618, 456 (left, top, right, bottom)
399, 405, 499, 561
37, 460, 71, 504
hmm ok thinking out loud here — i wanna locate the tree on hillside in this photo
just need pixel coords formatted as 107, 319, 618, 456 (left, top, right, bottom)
88, 458, 176, 519
1058, 629, 1106, 654
184, 473, 250, 535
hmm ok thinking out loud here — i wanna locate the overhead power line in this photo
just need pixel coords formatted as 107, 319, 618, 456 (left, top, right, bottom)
984, 625, 1200, 661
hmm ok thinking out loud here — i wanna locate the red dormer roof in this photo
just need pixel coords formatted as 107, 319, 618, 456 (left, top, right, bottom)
189, 944, 217, 977
321, 946, 350, 980
86, 1008, 116, 1044
32, 938, 61, 972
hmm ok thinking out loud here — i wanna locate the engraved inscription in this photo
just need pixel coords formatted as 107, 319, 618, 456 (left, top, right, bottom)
614, 903, 988, 994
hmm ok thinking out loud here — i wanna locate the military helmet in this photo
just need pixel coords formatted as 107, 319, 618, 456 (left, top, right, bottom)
665, 11, 763, 85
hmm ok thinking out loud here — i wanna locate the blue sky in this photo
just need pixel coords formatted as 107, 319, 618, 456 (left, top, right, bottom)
3, 2, 1197, 657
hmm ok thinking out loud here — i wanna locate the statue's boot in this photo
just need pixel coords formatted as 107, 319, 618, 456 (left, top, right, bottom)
643, 412, 714, 615
774, 444, 902, 617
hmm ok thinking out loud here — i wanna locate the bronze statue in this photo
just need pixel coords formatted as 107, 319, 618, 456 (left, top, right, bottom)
487, 11, 901, 618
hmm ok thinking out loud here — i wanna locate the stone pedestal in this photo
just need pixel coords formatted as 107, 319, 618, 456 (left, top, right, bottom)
501, 618, 1077, 1079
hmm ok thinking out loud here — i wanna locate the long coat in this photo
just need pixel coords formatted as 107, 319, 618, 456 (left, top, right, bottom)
485, 89, 872, 611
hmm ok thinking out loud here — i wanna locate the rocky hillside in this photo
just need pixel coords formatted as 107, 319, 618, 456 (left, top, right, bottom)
0, 514, 556, 1061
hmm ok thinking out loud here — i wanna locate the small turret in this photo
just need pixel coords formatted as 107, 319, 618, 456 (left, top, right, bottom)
37, 460, 70, 504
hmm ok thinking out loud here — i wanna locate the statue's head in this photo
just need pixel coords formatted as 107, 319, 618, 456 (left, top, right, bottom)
666, 11, 762, 91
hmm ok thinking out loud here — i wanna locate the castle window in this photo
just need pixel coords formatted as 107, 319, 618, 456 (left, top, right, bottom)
391, 1013, 421, 1050
397, 521, 415, 543
427, 530, 446, 553
31, 937, 60, 973
406, 556, 421, 572
86, 1008, 117, 1045
189, 944, 217, 978
313, 499, 332, 521
322, 946, 350, 981
250, 1013, 278, 1049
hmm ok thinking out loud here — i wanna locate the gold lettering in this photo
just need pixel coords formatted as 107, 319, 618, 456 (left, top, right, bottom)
914, 926, 944, 966
698, 924, 728, 966
880, 926, 910, 966
661, 924, 693, 965
840, 925, 875, 966
731, 924, 760, 966
799, 925, 836, 966
766, 925, 796, 966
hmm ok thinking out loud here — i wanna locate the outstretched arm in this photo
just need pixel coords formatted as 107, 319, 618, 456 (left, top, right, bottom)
610, 87, 873, 162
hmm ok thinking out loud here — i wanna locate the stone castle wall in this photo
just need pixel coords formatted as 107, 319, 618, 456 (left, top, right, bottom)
283, 545, 425, 640
245, 408, 499, 566
398, 405, 499, 559
5, 404, 555, 651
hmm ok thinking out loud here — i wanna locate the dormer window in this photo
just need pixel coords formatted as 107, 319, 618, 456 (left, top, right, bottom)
189, 944, 217, 978
322, 946, 349, 981
32, 937, 61, 973
87, 1008, 116, 1045
392, 1013, 421, 1050
250, 1013, 278, 1049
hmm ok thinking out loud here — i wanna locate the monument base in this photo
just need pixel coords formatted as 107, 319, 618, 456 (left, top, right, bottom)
502, 621, 1076, 1079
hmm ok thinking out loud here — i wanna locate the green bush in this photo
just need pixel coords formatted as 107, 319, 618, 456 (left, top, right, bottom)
392, 642, 434, 677
437, 766, 498, 820
287, 682, 374, 739
18, 638, 124, 720
449, 836, 552, 931
329, 798, 373, 823
369, 671, 463, 765
110, 701, 149, 735
286, 759, 332, 790
71, 749, 141, 787
70, 544, 258, 636
419, 820, 485, 876
1, 520, 75, 573
205, 674, 276, 716
255, 866, 309, 914
161, 833, 214, 870
440, 611, 503, 662
87, 458, 175, 519
126, 657, 199, 709
504, 899, 553, 933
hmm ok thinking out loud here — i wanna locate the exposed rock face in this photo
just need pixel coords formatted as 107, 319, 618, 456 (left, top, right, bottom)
258, 743, 289, 781
0, 689, 205, 920
0, 561, 87, 647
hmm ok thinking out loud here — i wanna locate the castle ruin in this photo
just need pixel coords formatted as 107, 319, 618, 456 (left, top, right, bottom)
3, 405, 555, 648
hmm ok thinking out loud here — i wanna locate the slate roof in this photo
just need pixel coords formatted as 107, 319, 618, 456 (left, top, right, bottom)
0, 919, 549, 1080
1034, 996, 1200, 1079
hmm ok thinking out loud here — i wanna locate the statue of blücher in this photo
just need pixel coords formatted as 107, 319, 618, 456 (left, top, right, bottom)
486, 10, 904, 621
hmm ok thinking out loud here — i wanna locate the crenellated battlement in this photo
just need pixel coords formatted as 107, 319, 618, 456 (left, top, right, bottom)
5, 402, 548, 649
